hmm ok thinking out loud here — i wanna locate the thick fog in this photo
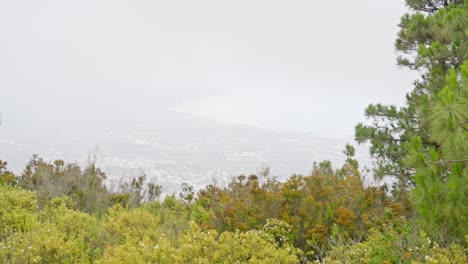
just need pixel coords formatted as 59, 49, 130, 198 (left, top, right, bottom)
1, 0, 416, 190
1, 0, 415, 131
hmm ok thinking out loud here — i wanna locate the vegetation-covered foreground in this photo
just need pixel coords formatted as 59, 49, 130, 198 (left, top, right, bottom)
0, 157, 466, 263
1, 0, 467, 263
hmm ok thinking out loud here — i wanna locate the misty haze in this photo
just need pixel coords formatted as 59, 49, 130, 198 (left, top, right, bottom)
0, 0, 413, 193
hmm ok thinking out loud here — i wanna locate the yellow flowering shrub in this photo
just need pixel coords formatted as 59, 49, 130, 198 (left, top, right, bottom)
324, 221, 467, 264
97, 222, 299, 263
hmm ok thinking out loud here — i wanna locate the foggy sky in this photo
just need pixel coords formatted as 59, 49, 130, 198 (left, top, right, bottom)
1, 0, 416, 135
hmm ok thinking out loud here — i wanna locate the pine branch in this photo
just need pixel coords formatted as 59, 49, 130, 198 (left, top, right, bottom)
429, 158, 468, 164
368, 113, 419, 120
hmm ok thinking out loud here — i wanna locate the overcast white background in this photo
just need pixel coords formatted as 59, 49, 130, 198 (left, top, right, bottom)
1, 0, 416, 135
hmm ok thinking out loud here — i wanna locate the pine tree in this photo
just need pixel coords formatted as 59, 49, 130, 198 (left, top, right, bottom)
356, 0, 467, 244
355, 1, 467, 194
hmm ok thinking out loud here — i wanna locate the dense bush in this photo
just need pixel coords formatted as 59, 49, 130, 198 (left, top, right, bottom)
324, 217, 467, 263
0, 184, 300, 263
